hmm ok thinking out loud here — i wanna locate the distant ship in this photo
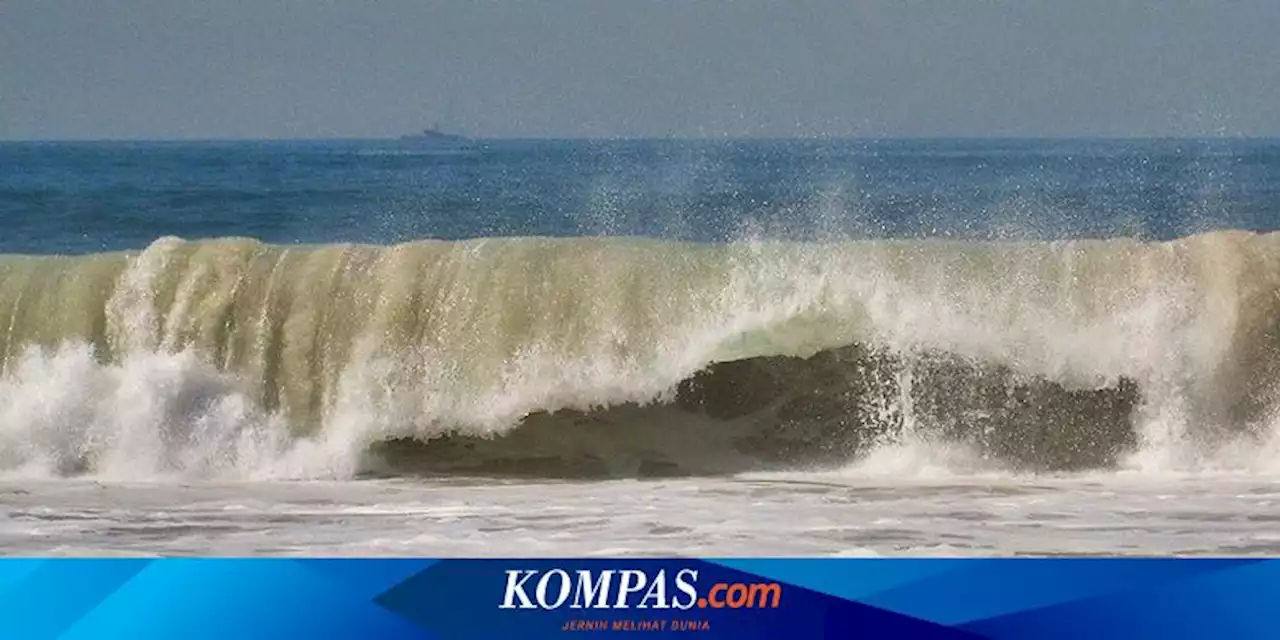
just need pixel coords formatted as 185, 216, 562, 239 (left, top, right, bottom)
397, 125, 471, 149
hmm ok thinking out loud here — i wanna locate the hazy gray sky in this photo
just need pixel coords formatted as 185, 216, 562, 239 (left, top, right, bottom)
3, 0, 1278, 139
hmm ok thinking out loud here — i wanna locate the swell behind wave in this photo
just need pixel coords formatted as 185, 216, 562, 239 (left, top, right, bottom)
2, 231, 1280, 479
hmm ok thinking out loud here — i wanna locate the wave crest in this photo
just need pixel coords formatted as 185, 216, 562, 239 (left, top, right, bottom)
1, 231, 1279, 478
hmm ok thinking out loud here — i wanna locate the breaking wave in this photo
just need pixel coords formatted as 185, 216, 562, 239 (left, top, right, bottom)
4, 231, 1280, 480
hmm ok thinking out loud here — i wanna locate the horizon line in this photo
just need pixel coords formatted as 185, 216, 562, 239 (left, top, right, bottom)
2, 134, 1278, 144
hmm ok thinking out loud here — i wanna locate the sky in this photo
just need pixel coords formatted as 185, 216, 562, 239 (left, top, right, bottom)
2, 0, 1278, 140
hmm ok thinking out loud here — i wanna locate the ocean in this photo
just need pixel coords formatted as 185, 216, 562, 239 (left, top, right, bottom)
3, 138, 1280, 555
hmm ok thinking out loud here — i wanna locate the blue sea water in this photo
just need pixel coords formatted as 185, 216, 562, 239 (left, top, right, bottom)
3, 138, 1278, 255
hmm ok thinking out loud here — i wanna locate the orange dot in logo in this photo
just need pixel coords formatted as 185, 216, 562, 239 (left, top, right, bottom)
697, 598, 707, 608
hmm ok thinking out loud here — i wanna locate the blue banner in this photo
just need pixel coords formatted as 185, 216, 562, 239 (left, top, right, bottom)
1, 558, 1277, 639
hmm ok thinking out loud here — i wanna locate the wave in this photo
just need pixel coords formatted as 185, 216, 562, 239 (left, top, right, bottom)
2, 231, 1280, 480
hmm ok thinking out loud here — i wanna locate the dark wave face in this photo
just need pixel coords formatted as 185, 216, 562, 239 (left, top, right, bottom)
374, 345, 1141, 479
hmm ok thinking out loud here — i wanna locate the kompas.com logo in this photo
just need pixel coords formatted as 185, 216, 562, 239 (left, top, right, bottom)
498, 568, 782, 610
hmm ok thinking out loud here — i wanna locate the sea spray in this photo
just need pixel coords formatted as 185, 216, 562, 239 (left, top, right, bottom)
1, 231, 1280, 479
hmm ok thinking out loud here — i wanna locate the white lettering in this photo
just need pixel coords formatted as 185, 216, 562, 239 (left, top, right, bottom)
535, 569, 572, 609
500, 570, 538, 609
571, 570, 615, 609
637, 569, 669, 609
672, 569, 699, 610
614, 570, 648, 608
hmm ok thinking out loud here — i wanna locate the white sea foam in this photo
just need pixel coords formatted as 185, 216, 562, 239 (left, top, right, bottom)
2, 231, 1280, 479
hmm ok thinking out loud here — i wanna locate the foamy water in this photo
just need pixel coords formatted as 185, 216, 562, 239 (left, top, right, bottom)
5, 471, 1280, 556
6, 232, 1280, 481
